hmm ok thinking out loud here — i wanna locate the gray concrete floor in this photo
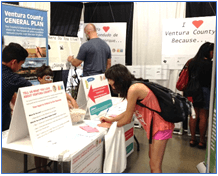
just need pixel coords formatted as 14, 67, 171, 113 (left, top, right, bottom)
124, 128, 206, 173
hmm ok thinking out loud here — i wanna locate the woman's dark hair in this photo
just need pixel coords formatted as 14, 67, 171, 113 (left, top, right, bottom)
105, 64, 135, 98
2, 42, 28, 63
36, 64, 53, 79
188, 42, 214, 76
193, 42, 214, 61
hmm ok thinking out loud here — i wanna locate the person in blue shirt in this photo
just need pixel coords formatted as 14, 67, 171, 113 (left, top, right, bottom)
2, 42, 32, 131
67, 23, 111, 76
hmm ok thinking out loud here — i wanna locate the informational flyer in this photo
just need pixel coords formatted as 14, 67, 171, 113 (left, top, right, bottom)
48, 36, 81, 70
2, 4, 48, 84
7, 82, 72, 151
144, 65, 162, 80
111, 55, 125, 66
162, 16, 216, 69
127, 65, 169, 80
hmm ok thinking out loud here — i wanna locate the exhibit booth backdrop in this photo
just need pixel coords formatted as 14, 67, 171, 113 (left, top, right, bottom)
12, 2, 216, 92
1, 2, 216, 173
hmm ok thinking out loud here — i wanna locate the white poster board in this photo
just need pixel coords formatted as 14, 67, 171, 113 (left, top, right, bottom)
76, 74, 112, 120
83, 23, 126, 65
48, 36, 81, 70
71, 135, 104, 173
162, 16, 216, 69
7, 82, 72, 151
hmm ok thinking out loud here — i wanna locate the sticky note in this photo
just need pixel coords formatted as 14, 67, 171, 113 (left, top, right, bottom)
80, 126, 99, 133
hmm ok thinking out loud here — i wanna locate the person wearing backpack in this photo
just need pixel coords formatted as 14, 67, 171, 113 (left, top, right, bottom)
98, 64, 174, 173
184, 42, 214, 149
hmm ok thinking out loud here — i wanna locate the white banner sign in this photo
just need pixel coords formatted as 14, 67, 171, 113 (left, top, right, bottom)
162, 16, 216, 69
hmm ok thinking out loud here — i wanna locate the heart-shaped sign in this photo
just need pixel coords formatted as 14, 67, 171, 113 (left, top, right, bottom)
103, 26, 110, 32
192, 20, 203, 28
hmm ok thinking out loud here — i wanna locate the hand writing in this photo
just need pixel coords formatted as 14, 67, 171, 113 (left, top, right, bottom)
97, 122, 112, 128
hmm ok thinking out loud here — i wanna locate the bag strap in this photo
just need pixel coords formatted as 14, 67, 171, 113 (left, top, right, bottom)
149, 118, 153, 144
179, 59, 192, 76
136, 100, 155, 144
136, 100, 160, 114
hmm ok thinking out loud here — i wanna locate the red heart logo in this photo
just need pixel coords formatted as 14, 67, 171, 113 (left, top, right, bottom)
103, 26, 110, 32
192, 20, 203, 28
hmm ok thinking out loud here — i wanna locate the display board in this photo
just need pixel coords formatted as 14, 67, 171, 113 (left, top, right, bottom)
76, 74, 112, 120
48, 36, 81, 71
83, 23, 127, 65
2, 3, 48, 85
71, 134, 104, 173
7, 82, 72, 151
162, 16, 216, 69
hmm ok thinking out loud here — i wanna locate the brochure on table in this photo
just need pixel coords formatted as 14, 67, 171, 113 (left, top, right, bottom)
7, 82, 72, 151
76, 74, 113, 120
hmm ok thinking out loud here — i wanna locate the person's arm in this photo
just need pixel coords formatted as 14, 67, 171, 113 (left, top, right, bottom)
99, 84, 147, 128
106, 58, 111, 70
116, 87, 138, 127
67, 56, 83, 67
10, 92, 17, 113
66, 93, 79, 108
98, 88, 137, 128
11, 92, 17, 106
99, 111, 125, 123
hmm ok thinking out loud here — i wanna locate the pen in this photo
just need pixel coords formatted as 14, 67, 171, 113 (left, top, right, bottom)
100, 108, 112, 124
105, 108, 110, 117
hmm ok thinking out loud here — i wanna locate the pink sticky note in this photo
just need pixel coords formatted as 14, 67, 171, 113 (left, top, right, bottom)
109, 114, 117, 118
80, 126, 99, 133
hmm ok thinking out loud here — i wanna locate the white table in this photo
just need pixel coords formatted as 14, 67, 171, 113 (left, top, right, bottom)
2, 97, 135, 173
2, 122, 107, 173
